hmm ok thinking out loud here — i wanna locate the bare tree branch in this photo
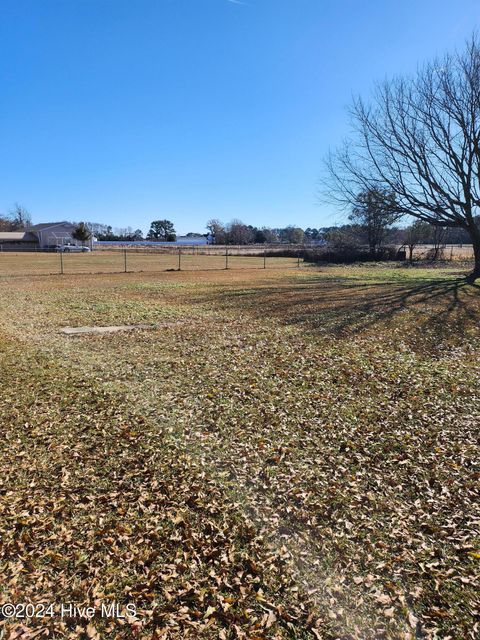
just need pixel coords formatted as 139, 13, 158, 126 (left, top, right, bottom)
322, 35, 480, 281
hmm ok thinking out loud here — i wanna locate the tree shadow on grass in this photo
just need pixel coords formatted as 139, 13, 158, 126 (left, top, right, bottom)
197, 275, 480, 349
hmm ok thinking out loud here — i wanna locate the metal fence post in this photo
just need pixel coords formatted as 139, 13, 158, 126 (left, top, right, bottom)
124, 249, 127, 273
60, 250, 64, 275
297, 248, 300, 268
178, 247, 181, 271
264, 245, 266, 269
225, 246, 229, 270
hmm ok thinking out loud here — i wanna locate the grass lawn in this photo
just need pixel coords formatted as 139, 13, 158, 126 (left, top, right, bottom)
0, 251, 299, 277
0, 263, 479, 639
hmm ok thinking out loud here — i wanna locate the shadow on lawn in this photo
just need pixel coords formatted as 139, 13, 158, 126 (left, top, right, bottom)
200, 275, 480, 345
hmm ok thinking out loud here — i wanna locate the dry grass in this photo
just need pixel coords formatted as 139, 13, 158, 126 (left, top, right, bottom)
0, 252, 299, 277
411, 244, 475, 260
0, 264, 479, 639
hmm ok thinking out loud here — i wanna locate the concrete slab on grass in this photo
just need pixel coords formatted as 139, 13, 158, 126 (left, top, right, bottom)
60, 324, 155, 335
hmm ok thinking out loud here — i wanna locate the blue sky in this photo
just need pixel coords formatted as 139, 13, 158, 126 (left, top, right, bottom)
1, 1, 479, 235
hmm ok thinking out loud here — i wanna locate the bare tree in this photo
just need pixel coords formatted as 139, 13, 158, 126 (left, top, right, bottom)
85, 222, 108, 237
349, 188, 400, 256
9, 203, 31, 230
429, 225, 448, 261
226, 219, 254, 245
324, 35, 480, 282
402, 220, 431, 263
0, 215, 13, 231
206, 219, 226, 244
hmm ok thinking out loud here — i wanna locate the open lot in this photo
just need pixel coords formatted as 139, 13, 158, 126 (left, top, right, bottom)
0, 251, 299, 277
0, 263, 479, 639
411, 245, 475, 260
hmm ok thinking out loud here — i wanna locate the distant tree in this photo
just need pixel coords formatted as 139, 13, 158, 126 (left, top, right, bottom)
401, 221, 450, 262
9, 203, 31, 230
253, 228, 265, 243
260, 228, 280, 243
226, 219, 254, 244
91, 225, 144, 241
349, 189, 400, 256
72, 222, 92, 246
252, 227, 276, 243
429, 225, 448, 261
85, 222, 109, 238
443, 225, 472, 244
0, 215, 14, 231
147, 220, 176, 241
206, 219, 226, 244
279, 226, 305, 244
403, 220, 432, 263
323, 225, 363, 249
384, 226, 405, 245
304, 228, 320, 241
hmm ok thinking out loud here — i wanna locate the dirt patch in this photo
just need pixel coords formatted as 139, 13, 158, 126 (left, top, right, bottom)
60, 324, 155, 335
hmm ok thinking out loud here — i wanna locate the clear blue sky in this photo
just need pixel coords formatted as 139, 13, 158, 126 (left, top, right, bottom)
1, 1, 479, 235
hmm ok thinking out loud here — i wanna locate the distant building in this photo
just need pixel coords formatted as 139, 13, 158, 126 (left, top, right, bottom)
175, 235, 208, 245
0, 231, 38, 250
0, 222, 88, 251
28, 222, 80, 248
94, 235, 208, 247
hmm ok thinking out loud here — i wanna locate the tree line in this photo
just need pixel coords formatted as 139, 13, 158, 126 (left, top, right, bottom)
89, 219, 322, 244
93, 219, 318, 244
87, 220, 177, 241
206, 219, 308, 245
4, 204, 473, 255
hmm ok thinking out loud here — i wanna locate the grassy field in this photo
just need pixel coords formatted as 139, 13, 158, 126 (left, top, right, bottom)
0, 263, 479, 639
411, 245, 475, 260
0, 251, 299, 277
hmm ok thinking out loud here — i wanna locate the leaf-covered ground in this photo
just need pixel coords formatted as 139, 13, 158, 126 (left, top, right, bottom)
0, 264, 479, 639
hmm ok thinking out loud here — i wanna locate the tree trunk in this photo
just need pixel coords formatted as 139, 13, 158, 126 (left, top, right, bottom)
466, 227, 480, 284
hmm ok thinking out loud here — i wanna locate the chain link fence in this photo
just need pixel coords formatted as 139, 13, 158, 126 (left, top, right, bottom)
1, 243, 471, 278
0, 245, 305, 278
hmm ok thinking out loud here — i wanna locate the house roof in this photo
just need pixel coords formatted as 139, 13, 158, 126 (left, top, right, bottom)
0, 231, 37, 242
29, 221, 75, 231
0, 232, 28, 241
